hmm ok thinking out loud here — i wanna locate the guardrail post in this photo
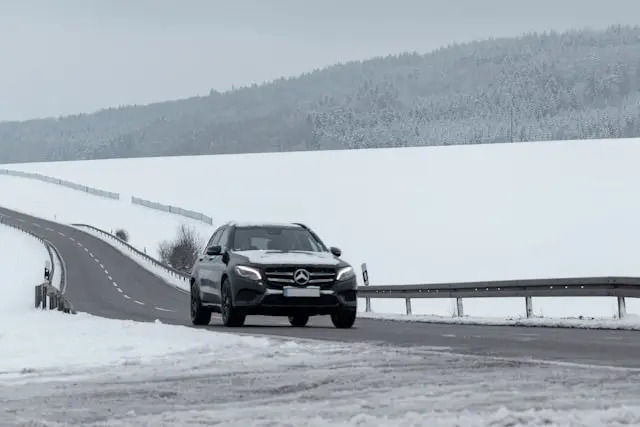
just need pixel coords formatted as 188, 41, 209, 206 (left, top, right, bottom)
361, 263, 371, 312
405, 298, 412, 315
617, 296, 627, 319
41, 285, 47, 309
35, 285, 41, 308
525, 296, 533, 318
456, 297, 464, 317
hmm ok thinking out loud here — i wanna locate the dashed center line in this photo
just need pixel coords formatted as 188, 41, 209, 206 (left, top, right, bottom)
31, 222, 39, 227
73, 239, 164, 313
46, 227, 54, 232
58, 231, 65, 236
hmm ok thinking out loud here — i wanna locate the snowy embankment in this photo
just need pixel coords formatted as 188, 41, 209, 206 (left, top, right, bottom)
2, 137, 640, 322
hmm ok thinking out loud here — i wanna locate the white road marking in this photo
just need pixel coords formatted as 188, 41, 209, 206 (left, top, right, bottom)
107, 275, 112, 280
78, 242, 83, 247
154, 307, 175, 313
134, 300, 145, 306
116, 288, 123, 293
31, 222, 40, 227
69, 237, 75, 242
16, 219, 24, 222
94, 258, 99, 263
46, 227, 54, 232
112, 282, 118, 287
58, 231, 65, 236
84, 247, 89, 252
123, 295, 131, 300
99, 263, 104, 268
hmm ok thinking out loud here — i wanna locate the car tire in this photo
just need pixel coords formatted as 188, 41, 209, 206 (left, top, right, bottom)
221, 278, 245, 327
330, 307, 357, 329
288, 315, 309, 327
190, 283, 212, 326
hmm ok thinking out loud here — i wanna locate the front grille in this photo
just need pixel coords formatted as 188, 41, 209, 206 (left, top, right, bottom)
264, 266, 336, 289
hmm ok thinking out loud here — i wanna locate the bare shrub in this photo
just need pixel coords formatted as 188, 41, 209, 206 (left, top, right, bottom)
114, 228, 129, 242
157, 224, 206, 273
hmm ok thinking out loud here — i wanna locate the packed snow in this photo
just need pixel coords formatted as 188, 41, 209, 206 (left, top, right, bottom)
2, 138, 640, 321
4, 338, 640, 426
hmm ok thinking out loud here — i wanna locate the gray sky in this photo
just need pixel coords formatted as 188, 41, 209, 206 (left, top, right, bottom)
1, 0, 639, 122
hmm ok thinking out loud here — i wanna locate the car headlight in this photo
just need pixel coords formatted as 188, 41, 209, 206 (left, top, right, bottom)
336, 266, 355, 281
234, 265, 262, 281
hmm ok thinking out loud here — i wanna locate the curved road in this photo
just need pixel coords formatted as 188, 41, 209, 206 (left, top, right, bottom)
2, 206, 639, 368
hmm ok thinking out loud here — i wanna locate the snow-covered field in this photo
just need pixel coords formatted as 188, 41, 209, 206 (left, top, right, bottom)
2, 138, 640, 320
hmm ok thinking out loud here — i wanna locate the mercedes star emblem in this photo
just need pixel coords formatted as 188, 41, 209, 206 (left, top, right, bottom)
293, 269, 310, 285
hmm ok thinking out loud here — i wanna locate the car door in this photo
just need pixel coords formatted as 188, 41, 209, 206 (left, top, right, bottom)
198, 226, 223, 302
208, 225, 231, 303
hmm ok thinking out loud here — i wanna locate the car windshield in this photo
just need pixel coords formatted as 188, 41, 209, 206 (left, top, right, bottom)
232, 226, 326, 252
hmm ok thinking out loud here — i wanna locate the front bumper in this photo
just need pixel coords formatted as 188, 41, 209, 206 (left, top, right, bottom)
232, 275, 357, 316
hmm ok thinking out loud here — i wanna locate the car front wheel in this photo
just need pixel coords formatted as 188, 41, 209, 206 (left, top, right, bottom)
190, 283, 212, 326
330, 307, 356, 329
221, 279, 246, 327
288, 315, 309, 327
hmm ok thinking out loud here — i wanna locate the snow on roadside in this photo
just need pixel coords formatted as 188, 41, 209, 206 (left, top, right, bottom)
0, 223, 50, 315
0, 310, 325, 382
359, 312, 640, 330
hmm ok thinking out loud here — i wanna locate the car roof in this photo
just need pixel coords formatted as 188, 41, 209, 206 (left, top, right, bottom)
225, 221, 303, 228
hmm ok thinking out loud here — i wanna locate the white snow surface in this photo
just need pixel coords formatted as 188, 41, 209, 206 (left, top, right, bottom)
0, 224, 50, 316
1, 138, 640, 320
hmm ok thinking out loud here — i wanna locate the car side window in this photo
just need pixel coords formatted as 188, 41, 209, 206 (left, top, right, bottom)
205, 227, 223, 253
218, 226, 231, 251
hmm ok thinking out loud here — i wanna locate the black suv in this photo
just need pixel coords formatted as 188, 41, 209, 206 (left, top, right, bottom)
189, 221, 358, 328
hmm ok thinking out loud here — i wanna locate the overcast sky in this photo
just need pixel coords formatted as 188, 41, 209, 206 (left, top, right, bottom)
0, 0, 639, 122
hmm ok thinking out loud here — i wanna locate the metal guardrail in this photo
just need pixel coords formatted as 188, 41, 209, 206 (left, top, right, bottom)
0, 216, 75, 314
131, 196, 213, 225
0, 168, 120, 200
358, 263, 635, 319
71, 223, 191, 285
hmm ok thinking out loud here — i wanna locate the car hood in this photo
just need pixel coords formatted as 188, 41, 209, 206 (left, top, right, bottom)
232, 250, 342, 266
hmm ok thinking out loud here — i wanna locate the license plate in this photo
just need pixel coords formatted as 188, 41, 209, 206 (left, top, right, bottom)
283, 286, 320, 297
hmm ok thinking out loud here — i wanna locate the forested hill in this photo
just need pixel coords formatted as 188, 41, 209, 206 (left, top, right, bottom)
2, 24, 640, 164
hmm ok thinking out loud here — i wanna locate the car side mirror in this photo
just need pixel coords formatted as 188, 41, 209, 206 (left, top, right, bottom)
206, 245, 222, 256
330, 246, 342, 257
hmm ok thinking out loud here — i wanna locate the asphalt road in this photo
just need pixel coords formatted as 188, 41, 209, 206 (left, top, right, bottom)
3, 206, 640, 368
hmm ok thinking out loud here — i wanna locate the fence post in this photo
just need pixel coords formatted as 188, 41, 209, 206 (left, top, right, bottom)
405, 298, 412, 315
361, 263, 371, 313
456, 297, 464, 317
525, 296, 533, 318
618, 296, 627, 319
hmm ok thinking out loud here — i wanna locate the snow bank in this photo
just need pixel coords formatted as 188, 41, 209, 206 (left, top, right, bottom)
0, 311, 306, 380
3, 138, 640, 319
359, 312, 640, 330
0, 224, 51, 315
